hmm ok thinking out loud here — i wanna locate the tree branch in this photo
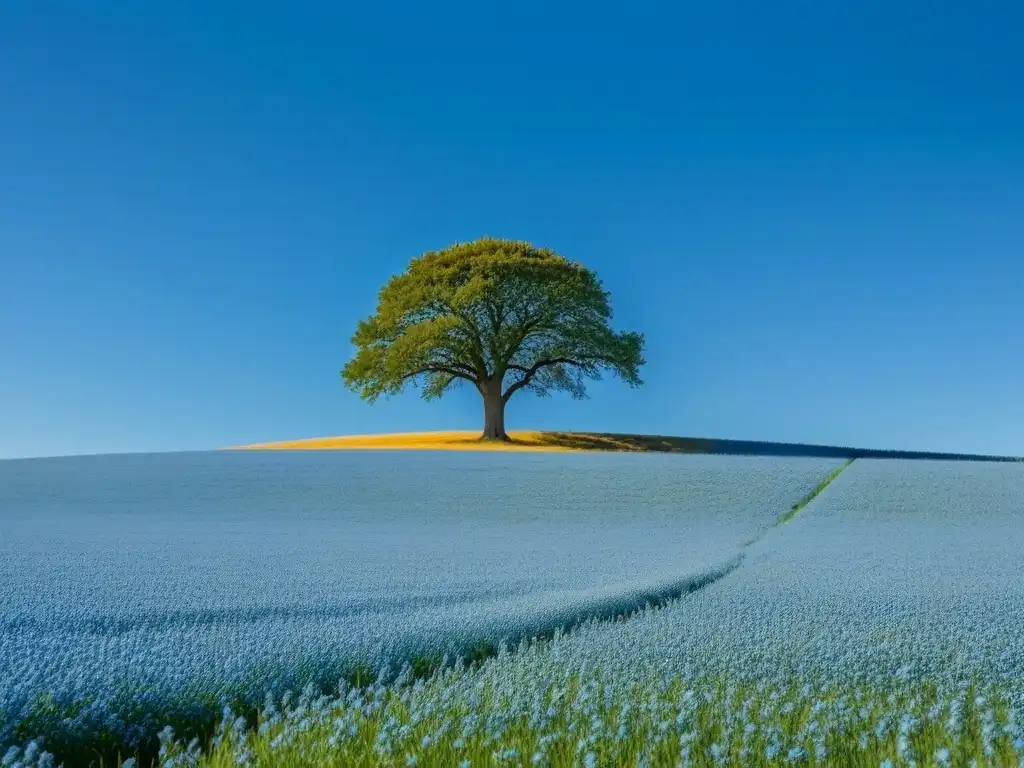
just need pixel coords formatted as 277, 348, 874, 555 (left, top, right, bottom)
434, 355, 480, 378
498, 316, 548, 370
436, 300, 489, 376
502, 357, 579, 402
403, 366, 479, 384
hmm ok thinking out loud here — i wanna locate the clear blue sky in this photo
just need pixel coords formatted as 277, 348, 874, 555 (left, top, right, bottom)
2, 2, 1023, 459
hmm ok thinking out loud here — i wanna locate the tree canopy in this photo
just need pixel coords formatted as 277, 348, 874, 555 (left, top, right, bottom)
341, 238, 645, 439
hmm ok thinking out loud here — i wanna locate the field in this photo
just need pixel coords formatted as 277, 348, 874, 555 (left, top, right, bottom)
2, 451, 1024, 766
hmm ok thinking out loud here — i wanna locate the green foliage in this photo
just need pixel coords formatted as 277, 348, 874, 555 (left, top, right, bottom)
341, 238, 645, 406
189, 672, 1021, 767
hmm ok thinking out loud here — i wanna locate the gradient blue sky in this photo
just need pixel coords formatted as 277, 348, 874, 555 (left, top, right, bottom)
3, 2, 1023, 459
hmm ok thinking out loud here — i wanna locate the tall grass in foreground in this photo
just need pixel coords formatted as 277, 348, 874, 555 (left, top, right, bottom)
140, 661, 1024, 768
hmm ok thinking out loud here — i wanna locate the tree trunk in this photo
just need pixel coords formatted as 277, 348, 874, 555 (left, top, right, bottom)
481, 388, 508, 441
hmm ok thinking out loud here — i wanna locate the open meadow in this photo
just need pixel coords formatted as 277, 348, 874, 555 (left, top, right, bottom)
2, 448, 1024, 766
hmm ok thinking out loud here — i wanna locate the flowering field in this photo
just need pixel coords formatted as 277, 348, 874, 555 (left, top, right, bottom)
497, 458, 1024, 696
162, 457, 1024, 767
0, 450, 840, 761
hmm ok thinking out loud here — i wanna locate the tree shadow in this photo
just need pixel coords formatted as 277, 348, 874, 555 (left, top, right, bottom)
522, 432, 1021, 461
526, 431, 708, 453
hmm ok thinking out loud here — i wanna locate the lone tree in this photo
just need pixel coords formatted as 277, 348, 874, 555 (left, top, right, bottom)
341, 238, 645, 440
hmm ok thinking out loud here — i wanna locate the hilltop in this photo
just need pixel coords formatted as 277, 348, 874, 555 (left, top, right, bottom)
226, 431, 1021, 462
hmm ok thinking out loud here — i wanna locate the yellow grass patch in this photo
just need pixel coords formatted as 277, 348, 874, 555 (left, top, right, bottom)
224, 431, 700, 454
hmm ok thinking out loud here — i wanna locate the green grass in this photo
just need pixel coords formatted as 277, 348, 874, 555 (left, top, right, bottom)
775, 459, 854, 527
740, 459, 853, 548
169, 667, 1021, 767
